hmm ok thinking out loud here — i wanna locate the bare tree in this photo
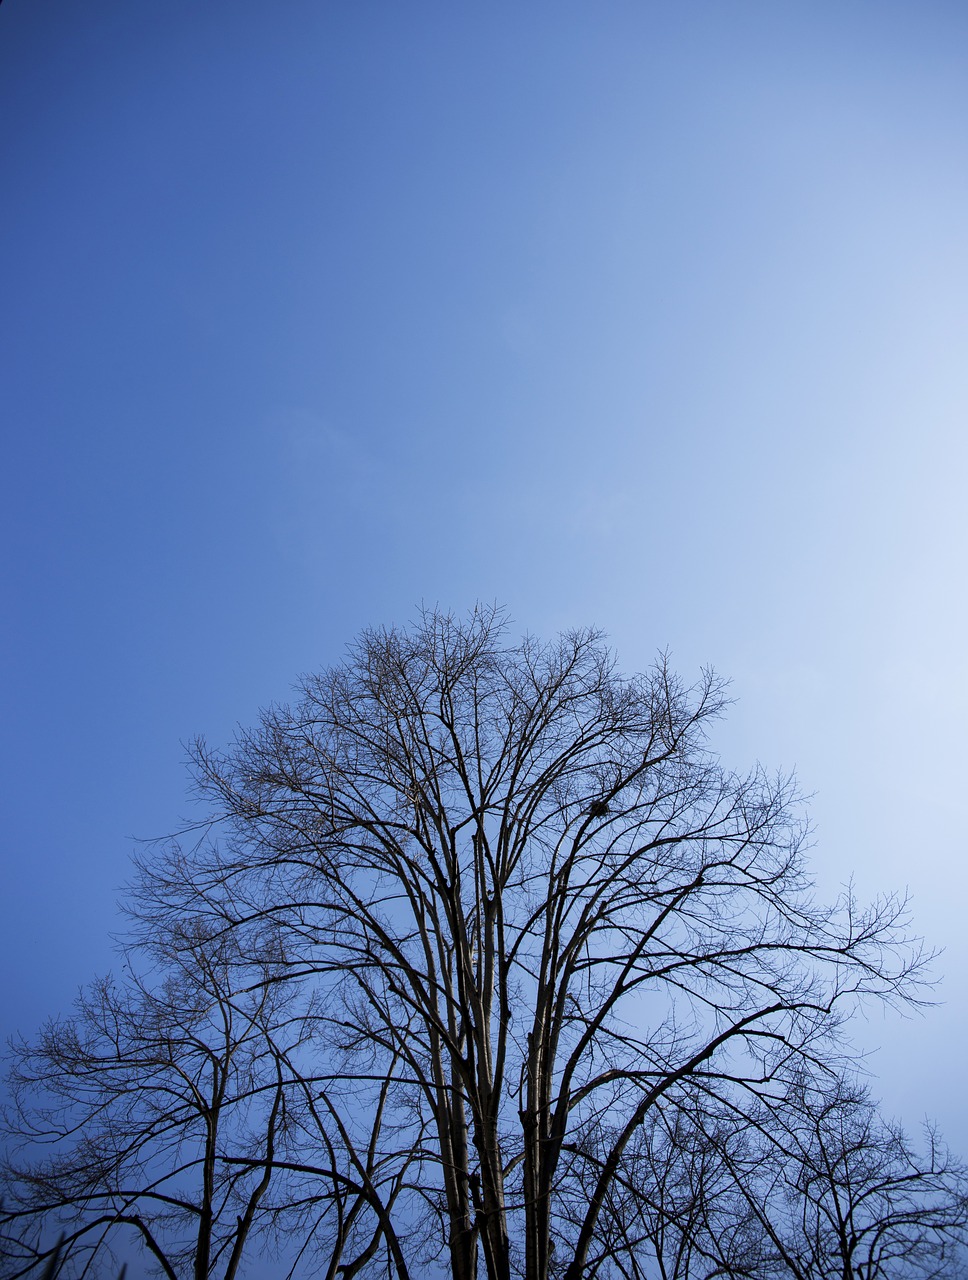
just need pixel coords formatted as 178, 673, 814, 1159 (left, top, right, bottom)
1, 920, 310, 1280
716, 1077, 968, 1280
118, 604, 928, 1280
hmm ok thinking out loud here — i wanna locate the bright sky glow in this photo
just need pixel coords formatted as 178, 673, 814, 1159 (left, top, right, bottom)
2, 0, 967, 1154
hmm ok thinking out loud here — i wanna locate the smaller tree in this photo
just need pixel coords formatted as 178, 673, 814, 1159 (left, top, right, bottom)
714, 1078, 968, 1280
1, 921, 302, 1280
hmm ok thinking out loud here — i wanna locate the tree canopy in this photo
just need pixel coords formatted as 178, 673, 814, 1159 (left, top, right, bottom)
3, 606, 964, 1280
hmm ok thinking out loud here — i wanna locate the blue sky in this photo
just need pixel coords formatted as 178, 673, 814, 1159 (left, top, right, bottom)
2, 0, 967, 1155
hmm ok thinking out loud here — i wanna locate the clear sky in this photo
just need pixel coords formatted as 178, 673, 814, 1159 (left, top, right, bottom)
2, 0, 967, 1157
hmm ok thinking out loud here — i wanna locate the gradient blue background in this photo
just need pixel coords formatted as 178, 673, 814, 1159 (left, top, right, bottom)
2, 0, 967, 1172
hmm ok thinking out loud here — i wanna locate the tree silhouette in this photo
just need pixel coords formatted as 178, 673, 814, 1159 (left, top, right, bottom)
4, 606, 956, 1280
